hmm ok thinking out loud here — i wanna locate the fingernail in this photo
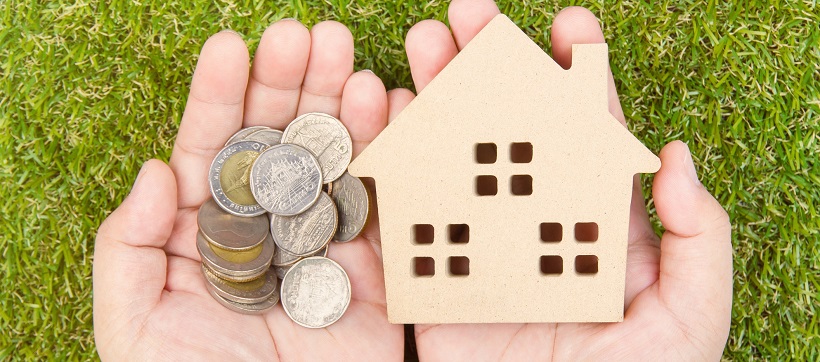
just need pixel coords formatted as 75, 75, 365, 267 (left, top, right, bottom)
682, 145, 701, 187
361, 69, 375, 74
130, 163, 149, 196
280, 17, 299, 22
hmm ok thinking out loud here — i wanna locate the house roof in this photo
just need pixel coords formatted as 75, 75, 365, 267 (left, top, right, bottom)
349, 14, 660, 178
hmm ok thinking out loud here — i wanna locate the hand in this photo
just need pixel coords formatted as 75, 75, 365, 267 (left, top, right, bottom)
389, 0, 733, 360
93, 21, 403, 360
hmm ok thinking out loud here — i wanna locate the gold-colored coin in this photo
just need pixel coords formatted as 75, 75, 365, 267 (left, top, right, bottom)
209, 141, 267, 217
209, 241, 264, 264
197, 198, 268, 251
220, 150, 258, 206
204, 275, 280, 315
196, 231, 274, 282
202, 264, 278, 304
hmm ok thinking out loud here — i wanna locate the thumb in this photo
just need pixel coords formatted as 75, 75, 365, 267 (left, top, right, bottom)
652, 141, 732, 331
93, 160, 177, 330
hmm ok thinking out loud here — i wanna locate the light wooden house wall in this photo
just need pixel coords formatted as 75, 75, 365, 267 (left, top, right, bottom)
349, 14, 660, 323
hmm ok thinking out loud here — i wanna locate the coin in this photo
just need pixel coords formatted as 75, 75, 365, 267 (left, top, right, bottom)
242, 128, 283, 146
281, 113, 352, 183
209, 141, 267, 217
270, 193, 337, 256
274, 243, 328, 267
272, 244, 302, 267
197, 198, 268, 251
224, 126, 269, 146
249, 144, 323, 216
210, 242, 264, 264
281, 257, 351, 328
197, 231, 274, 282
273, 245, 328, 278
202, 264, 278, 304
330, 172, 370, 242
273, 265, 289, 279
205, 275, 280, 315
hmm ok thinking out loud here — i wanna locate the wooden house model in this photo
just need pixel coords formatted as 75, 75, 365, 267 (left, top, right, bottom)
348, 14, 660, 323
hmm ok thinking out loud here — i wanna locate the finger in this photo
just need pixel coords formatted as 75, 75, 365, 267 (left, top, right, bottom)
243, 19, 311, 129
340, 70, 388, 157
652, 141, 732, 324
327, 238, 387, 305
296, 21, 353, 117
94, 160, 177, 322
164, 255, 208, 295
447, 0, 501, 50
550, 7, 663, 308
162, 207, 200, 260
405, 20, 458, 93
170, 31, 250, 209
550, 7, 626, 125
387, 88, 415, 122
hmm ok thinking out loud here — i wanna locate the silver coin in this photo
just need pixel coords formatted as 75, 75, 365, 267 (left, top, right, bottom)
209, 140, 267, 217
273, 264, 290, 279
270, 193, 337, 256
197, 231, 274, 282
202, 264, 278, 304
242, 128, 283, 146
205, 275, 280, 315
281, 257, 351, 328
197, 198, 269, 251
249, 144, 323, 216
272, 244, 302, 267
281, 113, 352, 183
330, 173, 370, 242
225, 126, 269, 146
273, 245, 328, 278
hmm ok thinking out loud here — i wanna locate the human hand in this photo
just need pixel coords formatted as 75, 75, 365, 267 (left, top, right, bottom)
388, 0, 733, 360
93, 20, 403, 360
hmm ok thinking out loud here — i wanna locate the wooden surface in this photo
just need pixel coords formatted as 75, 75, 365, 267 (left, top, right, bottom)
349, 14, 660, 323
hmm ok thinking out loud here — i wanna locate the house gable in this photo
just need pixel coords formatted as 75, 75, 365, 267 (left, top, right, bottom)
349, 14, 660, 179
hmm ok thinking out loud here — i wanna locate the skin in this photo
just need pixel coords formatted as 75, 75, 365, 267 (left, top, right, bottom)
93, 0, 732, 360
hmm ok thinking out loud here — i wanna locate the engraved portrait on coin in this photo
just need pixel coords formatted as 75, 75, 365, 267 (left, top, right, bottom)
281, 257, 351, 328
281, 113, 352, 183
209, 140, 267, 217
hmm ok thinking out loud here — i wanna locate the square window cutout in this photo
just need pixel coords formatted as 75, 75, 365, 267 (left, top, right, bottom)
448, 256, 470, 276
510, 142, 533, 163
540, 255, 563, 275
575, 255, 598, 274
540, 223, 562, 242
475, 143, 497, 164
448, 224, 470, 244
413, 257, 435, 277
510, 175, 532, 195
575, 222, 598, 242
475, 175, 497, 196
413, 224, 434, 244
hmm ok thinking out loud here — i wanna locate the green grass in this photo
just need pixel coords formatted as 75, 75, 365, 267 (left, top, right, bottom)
1, 0, 817, 360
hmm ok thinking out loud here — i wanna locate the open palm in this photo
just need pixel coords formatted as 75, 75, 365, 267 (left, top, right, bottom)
93, 20, 402, 360
386, 1, 733, 360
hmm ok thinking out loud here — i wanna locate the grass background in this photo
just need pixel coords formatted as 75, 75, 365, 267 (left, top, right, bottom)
1, 0, 818, 359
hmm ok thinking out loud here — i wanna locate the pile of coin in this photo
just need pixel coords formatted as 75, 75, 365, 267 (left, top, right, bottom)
196, 112, 370, 328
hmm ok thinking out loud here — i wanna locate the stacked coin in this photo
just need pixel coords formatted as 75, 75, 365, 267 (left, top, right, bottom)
197, 113, 368, 328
